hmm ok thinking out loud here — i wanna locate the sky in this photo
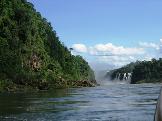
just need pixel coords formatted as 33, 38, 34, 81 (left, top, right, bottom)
28, 0, 162, 71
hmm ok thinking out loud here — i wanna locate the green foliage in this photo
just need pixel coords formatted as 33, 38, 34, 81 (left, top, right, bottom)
131, 58, 162, 84
106, 62, 138, 80
106, 58, 162, 84
0, 0, 95, 90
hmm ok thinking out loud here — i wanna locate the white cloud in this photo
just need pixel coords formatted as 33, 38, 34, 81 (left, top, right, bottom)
139, 42, 160, 50
71, 39, 162, 68
143, 56, 152, 61
96, 55, 136, 67
160, 39, 162, 43
160, 39, 162, 53
89, 43, 144, 56
72, 44, 87, 53
72, 43, 145, 56
72, 43, 145, 67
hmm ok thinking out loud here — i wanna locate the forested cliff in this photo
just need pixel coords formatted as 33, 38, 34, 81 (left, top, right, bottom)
131, 58, 162, 83
0, 0, 96, 91
106, 59, 162, 84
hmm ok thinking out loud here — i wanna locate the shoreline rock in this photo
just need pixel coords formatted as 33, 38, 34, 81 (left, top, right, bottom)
0, 79, 99, 92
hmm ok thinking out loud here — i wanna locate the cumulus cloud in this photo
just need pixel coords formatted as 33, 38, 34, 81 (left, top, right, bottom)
72, 43, 144, 67
72, 43, 144, 56
72, 44, 87, 53
160, 39, 162, 53
139, 42, 159, 50
139, 39, 162, 55
96, 55, 137, 67
160, 39, 162, 43
143, 56, 153, 61
72, 39, 162, 68
90, 43, 144, 56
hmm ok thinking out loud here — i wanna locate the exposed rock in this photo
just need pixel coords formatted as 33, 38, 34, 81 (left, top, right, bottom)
29, 54, 41, 71
73, 80, 97, 87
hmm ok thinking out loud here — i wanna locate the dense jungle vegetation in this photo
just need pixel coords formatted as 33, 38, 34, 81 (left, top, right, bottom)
0, 0, 96, 91
131, 58, 162, 83
106, 58, 162, 84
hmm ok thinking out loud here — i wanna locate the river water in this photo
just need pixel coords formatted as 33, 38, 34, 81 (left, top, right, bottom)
0, 82, 161, 121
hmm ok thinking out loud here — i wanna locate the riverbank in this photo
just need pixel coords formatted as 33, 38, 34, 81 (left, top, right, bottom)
0, 79, 98, 92
133, 79, 162, 84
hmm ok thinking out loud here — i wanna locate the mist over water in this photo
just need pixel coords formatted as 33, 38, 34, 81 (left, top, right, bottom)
100, 79, 129, 86
94, 69, 131, 86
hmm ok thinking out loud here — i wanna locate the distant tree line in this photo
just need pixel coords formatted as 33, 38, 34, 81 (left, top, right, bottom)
106, 62, 138, 80
106, 58, 162, 84
131, 58, 162, 83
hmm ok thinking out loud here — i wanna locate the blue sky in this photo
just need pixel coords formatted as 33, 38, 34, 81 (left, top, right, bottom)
28, 0, 162, 71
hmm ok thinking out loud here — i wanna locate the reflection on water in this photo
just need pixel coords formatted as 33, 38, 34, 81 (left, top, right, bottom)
0, 83, 161, 121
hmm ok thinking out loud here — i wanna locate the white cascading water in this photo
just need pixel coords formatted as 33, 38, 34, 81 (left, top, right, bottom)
115, 72, 132, 84
99, 72, 132, 85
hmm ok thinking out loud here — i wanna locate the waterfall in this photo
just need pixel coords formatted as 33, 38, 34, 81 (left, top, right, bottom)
114, 72, 132, 83
118, 73, 120, 80
123, 73, 127, 80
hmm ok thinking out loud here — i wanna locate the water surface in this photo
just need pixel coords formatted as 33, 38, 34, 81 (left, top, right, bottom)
0, 83, 161, 121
